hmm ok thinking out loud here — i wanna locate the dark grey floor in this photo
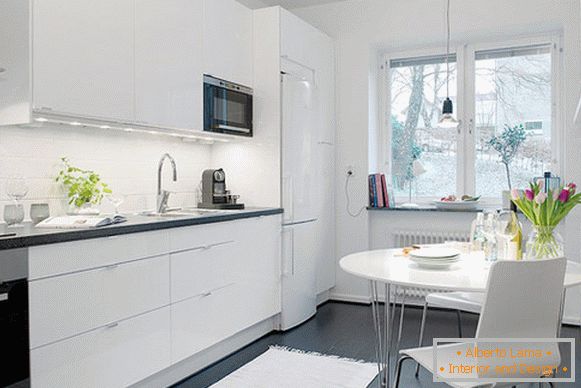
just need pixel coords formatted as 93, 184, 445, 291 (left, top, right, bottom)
174, 301, 580, 387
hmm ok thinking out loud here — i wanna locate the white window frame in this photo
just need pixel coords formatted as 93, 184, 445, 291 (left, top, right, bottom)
380, 34, 562, 204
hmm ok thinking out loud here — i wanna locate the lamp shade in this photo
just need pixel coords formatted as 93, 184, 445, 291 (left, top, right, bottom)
438, 97, 459, 128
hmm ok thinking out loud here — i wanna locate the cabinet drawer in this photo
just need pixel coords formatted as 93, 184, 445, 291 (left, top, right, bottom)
170, 240, 237, 302
170, 281, 278, 364
31, 307, 170, 388
171, 284, 240, 363
30, 254, 170, 348
29, 230, 170, 279
169, 221, 238, 252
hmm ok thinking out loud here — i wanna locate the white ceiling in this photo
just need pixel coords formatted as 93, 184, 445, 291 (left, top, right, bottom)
237, 0, 348, 10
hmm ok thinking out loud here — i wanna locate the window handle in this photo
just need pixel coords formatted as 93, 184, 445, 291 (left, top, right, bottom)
468, 118, 474, 135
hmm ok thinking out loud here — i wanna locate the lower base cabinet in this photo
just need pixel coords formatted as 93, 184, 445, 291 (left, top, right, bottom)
29, 214, 281, 387
31, 307, 171, 388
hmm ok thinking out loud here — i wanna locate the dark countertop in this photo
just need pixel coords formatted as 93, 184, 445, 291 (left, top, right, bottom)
0, 207, 283, 251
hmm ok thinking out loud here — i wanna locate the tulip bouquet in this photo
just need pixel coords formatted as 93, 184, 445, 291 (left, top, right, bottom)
511, 180, 581, 259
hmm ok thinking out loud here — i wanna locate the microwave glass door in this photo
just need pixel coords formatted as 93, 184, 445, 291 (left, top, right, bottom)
205, 83, 253, 136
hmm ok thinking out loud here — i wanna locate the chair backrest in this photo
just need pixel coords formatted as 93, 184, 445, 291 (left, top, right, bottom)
476, 257, 566, 339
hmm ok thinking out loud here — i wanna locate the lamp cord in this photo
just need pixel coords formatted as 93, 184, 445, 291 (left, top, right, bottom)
445, 0, 451, 99
345, 173, 365, 217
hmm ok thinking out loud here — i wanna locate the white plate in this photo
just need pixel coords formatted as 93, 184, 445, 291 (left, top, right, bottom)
410, 247, 461, 260
409, 256, 459, 269
433, 200, 479, 211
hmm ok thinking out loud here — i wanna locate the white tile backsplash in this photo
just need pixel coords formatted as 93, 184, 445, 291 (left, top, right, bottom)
0, 124, 212, 220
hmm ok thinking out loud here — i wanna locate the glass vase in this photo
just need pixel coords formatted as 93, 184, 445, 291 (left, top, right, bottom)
525, 226, 564, 260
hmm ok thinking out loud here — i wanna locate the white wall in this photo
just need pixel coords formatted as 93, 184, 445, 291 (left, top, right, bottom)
0, 125, 214, 218
293, 0, 581, 320
0, 122, 280, 220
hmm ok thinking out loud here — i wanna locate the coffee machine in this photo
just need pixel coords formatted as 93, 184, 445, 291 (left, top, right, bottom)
198, 169, 244, 210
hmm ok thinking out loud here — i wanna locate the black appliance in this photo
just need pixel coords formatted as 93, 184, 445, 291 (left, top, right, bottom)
0, 249, 29, 388
198, 169, 244, 210
203, 75, 253, 137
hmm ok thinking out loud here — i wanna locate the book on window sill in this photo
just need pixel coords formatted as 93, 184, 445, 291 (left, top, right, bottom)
36, 215, 128, 229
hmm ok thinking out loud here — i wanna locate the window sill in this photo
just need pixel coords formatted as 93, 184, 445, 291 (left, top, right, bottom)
367, 204, 501, 213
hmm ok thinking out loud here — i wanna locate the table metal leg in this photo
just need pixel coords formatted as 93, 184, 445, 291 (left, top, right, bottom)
369, 281, 384, 378
368, 281, 393, 387
396, 288, 406, 350
384, 283, 392, 387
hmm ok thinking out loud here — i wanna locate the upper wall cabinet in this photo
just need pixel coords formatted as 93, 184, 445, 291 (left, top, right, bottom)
33, 0, 134, 121
0, 0, 253, 136
134, 0, 203, 129
203, 0, 253, 87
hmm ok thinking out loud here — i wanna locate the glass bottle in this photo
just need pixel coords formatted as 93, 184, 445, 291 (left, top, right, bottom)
483, 213, 498, 262
509, 212, 523, 260
470, 212, 486, 251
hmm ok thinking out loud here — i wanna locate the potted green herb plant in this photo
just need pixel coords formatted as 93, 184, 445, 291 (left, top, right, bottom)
56, 157, 112, 215
488, 124, 526, 207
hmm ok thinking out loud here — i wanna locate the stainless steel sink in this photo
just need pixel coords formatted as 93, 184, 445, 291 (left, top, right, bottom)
141, 208, 225, 218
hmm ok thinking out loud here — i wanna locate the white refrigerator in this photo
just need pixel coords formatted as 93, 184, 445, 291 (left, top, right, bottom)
279, 60, 319, 330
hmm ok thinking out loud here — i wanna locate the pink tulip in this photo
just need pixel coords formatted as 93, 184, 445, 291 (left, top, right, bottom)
525, 189, 535, 201
536, 179, 545, 191
535, 192, 547, 204
568, 183, 577, 195
558, 189, 570, 203
553, 190, 560, 201
511, 189, 520, 200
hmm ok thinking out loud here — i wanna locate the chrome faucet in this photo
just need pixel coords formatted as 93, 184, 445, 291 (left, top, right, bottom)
157, 153, 177, 213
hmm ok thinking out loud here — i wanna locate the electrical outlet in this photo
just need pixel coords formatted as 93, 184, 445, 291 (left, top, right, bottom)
346, 165, 355, 177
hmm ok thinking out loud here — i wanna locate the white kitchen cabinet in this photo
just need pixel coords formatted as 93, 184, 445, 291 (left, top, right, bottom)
203, 0, 253, 86
33, 0, 134, 121
2, 0, 256, 137
134, 0, 204, 129
0, 0, 31, 125
27, 214, 281, 387
31, 307, 171, 388
171, 215, 281, 363
29, 254, 170, 349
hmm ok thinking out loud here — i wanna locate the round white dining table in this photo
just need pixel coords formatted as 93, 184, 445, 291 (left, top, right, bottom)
339, 249, 581, 387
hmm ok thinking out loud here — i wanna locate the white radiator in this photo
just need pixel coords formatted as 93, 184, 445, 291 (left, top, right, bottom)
391, 229, 470, 248
390, 229, 470, 300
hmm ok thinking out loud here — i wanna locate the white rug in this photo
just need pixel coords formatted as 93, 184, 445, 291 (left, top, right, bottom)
210, 346, 377, 388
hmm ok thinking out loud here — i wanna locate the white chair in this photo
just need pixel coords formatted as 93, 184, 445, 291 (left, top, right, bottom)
395, 257, 566, 388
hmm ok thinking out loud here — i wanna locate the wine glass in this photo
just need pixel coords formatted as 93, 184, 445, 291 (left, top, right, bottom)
6, 177, 29, 201
106, 194, 125, 215
496, 210, 519, 260
4, 177, 28, 227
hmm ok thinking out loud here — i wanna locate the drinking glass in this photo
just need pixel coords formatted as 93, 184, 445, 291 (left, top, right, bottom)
4, 204, 25, 226
30, 203, 50, 225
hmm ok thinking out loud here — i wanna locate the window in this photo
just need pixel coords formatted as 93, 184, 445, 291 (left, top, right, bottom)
390, 54, 457, 197
385, 38, 559, 201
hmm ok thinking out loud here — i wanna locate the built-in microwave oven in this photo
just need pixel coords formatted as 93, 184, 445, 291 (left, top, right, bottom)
203, 75, 253, 137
